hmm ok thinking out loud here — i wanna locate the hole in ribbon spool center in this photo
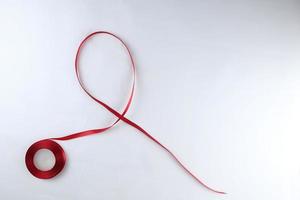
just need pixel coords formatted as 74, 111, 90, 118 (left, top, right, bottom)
33, 149, 56, 171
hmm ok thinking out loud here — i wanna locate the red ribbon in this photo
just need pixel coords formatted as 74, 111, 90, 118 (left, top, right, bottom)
25, 31, 225, 194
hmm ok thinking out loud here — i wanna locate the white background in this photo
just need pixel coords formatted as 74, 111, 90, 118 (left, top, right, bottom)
0, 0, 300, 199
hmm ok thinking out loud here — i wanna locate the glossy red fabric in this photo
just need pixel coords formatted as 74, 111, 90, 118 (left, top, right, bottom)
25, 139, 66, 179
25, 31, 225, 194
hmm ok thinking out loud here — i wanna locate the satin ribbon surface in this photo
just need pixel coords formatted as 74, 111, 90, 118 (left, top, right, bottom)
25, 31, 225, 194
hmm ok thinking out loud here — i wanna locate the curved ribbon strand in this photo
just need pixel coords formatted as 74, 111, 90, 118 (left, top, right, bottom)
26, 31, 225, 194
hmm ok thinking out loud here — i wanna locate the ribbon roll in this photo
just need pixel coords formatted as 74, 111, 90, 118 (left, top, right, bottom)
25, 31, 225, 194
25, 139, 66, 179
